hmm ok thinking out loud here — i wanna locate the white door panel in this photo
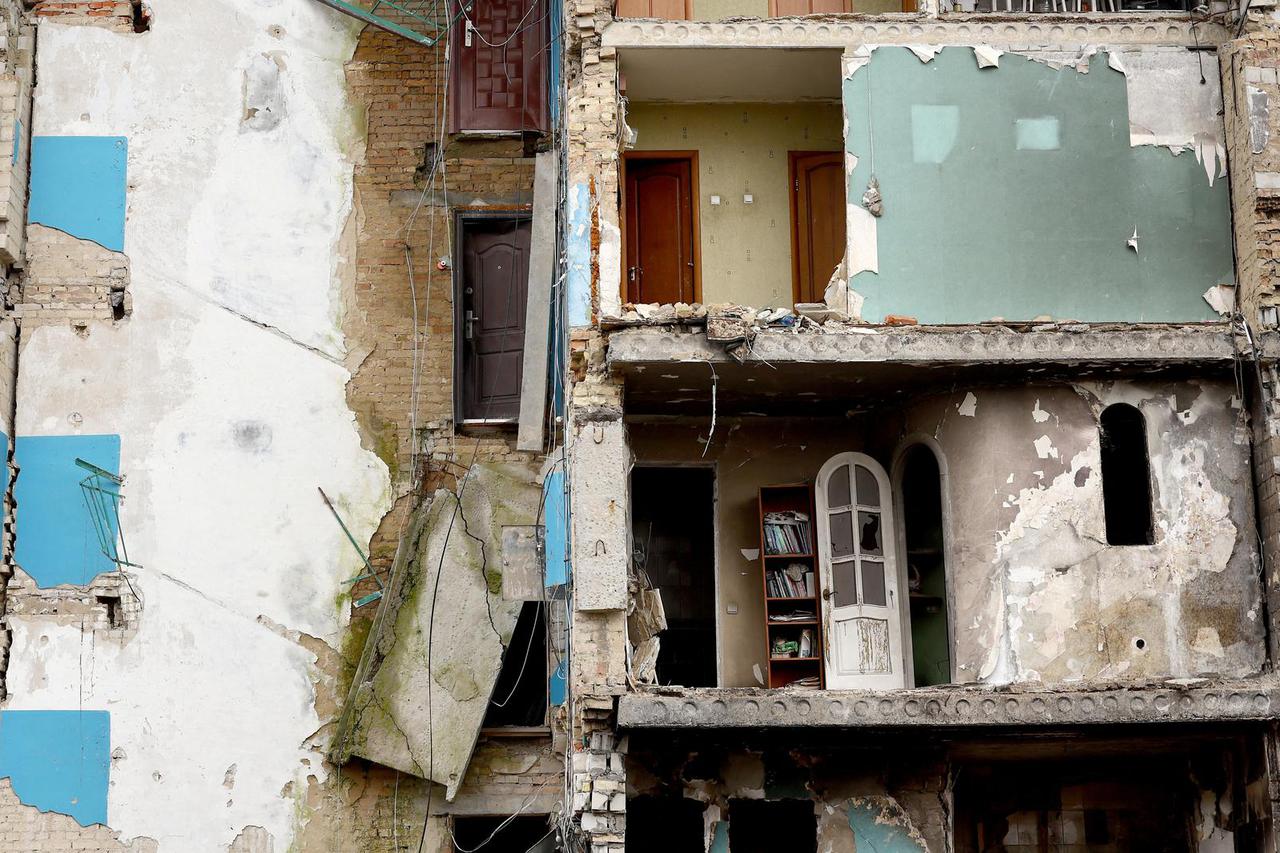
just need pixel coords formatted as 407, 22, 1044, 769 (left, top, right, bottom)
817, 453, 906, 690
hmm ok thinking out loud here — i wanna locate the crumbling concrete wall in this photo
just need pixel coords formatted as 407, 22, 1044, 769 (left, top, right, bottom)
631, 378, 1263, 688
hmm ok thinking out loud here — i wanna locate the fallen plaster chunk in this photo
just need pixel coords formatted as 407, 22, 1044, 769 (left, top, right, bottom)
908, 45, 940, 63
1202, 284, 1236, 317
1032, 399, 1050, 423
957, 392, 978, 417
975, 46, 1003, 69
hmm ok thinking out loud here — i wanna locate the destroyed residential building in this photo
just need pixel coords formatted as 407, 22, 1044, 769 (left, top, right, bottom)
0, 0, 1278, 850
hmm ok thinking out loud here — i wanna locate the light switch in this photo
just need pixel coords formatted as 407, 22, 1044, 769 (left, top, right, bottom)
726, 603, 739, 614
710, 194, 722, 206
743, 193, 754, 204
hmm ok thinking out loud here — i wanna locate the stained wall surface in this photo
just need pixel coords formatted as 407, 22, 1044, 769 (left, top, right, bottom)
2, 2, 394, 848
630, 377, 1263, 688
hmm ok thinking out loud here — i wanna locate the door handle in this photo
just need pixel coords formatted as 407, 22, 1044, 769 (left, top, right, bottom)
822, 588, 833, 600
628, 266, 639, 282
465, 310, 476, 340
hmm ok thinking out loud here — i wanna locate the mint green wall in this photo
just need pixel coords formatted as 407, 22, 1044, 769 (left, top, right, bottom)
845, 48, 1232, 324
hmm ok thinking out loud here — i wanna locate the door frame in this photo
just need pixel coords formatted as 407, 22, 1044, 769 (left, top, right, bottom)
788, 150, 845, 306
815, 451, 907, 690
630, 460, 720, 688
620, 151, 702, 306
889, 435, 958, 687
453, 209, 534, 428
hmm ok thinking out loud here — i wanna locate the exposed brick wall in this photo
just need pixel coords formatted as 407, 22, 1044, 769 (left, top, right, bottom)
0, 780, 155, 853
342, 25, 539, 492
30, 1, 136, 32
18, 225, 130, 328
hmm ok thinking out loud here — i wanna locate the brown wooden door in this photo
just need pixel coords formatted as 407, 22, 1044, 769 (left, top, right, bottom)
459, 218, 530, 422
790, 151, 846, 304
450, 0, 548, 133
769, 0, 851, 14
614, 0, 692, 18
625, 157, 696, 305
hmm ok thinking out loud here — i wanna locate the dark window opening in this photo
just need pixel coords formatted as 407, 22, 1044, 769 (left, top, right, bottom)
130, 0, 151, 32
96, 594, 122, 629
1099, 403, 1154, 546
955, 760, 1194, 853
455, 215, 531, 426
727, 799, 817, 853
482, 600, 547, 728
453, 815, 555, 853
626, 797, 705, 853
630, 467, 717, 688
901, 445, 950, 687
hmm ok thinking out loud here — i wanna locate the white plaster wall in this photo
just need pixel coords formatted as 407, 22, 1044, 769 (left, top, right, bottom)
5, 1, 390, 848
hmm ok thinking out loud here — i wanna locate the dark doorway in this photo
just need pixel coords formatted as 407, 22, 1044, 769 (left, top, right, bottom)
727, 799, 817, 853
483, 600, 547, 728
790, 151, 847, 305
456, 216, 530, 424
449, 0, 549, 133
1099, 403, 1154, 546
627, 797, 705, 852
630, 467, 716, 687
624, 155, 698, 305
453, 814, 554, 852
900, 445, 951, 687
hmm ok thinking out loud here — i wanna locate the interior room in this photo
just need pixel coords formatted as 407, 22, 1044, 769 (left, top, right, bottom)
618, 50, 846, 308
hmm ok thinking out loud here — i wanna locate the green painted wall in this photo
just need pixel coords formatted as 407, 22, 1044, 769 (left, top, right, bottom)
630, 102, 843, 308
845, 48, 1232, 324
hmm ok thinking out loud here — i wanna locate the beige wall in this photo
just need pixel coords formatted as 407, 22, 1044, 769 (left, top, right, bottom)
629, 378, 1263, 689
628, 102, 843, 308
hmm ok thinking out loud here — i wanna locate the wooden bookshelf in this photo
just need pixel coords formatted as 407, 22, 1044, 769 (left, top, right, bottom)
758, 482, 824, 689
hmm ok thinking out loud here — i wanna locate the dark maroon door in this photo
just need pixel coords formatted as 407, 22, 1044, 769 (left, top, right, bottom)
459, 218, 530, 422
450, 0, 549, 133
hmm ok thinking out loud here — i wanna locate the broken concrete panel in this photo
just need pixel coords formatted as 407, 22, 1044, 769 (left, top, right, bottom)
343, 462, 541, 799
1249, 85, 1270, 155
572, 417, 630, 611
844, 48, 1232, 324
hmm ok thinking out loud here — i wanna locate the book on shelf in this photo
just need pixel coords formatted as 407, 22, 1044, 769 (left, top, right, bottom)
769, 609, 815, 622
788, 675, 821, 690
763, 510, 813, 554
765, 563, 815, 598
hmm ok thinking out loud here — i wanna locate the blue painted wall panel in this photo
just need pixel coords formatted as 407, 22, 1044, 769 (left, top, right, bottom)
549, 659, 567, 706
566, 183, 592, 328
0, 710, 110, 827
15, 434, 121, 587
29, 136, 127, 252
543, 468, 569, 587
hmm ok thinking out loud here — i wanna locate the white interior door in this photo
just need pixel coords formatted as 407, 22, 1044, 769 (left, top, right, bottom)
816, 452, 906, 690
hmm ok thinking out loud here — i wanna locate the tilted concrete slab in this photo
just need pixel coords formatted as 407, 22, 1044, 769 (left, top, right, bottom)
617, 680, 1280, 728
